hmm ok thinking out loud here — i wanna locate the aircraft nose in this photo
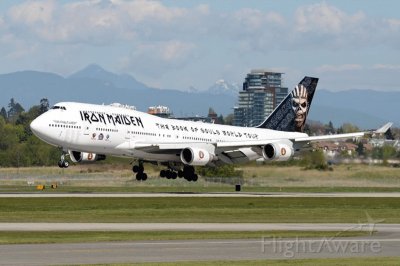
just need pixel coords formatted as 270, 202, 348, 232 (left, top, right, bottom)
30, 116, 43, 136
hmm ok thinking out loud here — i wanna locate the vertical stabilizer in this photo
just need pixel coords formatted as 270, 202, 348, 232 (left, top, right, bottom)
256, 76, 318, 132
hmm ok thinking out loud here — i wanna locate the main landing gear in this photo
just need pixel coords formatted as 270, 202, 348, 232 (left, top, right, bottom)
132, 162, 198, 182
132, 161, 147, 181
58, 153, 69, 168
159, 165, 198, 182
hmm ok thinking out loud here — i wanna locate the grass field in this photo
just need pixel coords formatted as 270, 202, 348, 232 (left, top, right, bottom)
0, 197, 398, 223
0, 230, 367, 245
1, 164, 400, 193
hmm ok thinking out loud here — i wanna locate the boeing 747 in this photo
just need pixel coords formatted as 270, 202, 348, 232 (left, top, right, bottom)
30, 77, 384, 181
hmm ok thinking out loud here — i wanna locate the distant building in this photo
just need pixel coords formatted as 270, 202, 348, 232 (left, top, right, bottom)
148, 105, 172, 118
174, 115, 213, 123
233, 70, 288, 127
314, 141, 358, 158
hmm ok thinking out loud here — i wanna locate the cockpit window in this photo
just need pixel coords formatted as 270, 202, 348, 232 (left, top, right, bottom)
51, 106, 66, 110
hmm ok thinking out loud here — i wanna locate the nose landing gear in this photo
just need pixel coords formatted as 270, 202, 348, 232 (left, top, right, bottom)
58, 154, 69, 168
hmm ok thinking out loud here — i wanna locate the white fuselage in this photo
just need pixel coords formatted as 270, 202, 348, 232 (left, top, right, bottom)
30, 102, 308, 163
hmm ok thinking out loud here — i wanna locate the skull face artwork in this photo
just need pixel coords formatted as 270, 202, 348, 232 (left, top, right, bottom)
291, 84, 308, 132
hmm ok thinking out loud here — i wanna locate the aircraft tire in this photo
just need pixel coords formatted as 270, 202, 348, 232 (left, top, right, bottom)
132, 165, 139, 173
138, 165, 144, 173
160, 170, 166, 178
185, 174, 193, 182
171, 172, 177, 179
63, 161, 69, 168
166, 171, 172, 179
178, 170, 184, 178
142, 173, 148, 181
136, 173, 142, 181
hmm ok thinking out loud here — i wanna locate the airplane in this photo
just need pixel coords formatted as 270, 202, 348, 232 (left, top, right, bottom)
29, 76, 387, 182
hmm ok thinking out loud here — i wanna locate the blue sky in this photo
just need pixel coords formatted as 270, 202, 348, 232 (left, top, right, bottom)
0, 0, 399, 92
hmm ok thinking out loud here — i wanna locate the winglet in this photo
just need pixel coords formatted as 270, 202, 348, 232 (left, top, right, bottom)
373, 122, 393, 134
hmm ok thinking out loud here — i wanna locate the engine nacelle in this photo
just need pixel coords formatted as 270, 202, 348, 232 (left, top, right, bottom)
68, 150, 106, 163
180, 147, 214, 166
262, 142, 294, 161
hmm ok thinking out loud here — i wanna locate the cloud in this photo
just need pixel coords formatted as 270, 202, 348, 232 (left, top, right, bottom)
2, 1, 400, 51
3, 0, 209, 44
1, 1, 400, 91
8, 0, 54, 24
0, 15, 4, 28
372, 64, 400, 71
295, 3, 366, 34
385, 18, 400, 30
119, 40, 197, 78
231, 8, 285, 29
316, 64, 363, 73
120, 0, 186, 23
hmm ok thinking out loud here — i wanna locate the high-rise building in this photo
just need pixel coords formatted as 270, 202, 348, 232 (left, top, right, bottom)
233, 70, 288, 127
148, 105, 172, 118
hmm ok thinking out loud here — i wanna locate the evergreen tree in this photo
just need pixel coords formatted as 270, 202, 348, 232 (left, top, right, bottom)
224, 114, 234, 125
39, 98, 50, 114
7, 98, 24, 122
217, 114, 224, 124
356, 142, 365, 157
0, 107, 6, 120
325, 121, 335, 134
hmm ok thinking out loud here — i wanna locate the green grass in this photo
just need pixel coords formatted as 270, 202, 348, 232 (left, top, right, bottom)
102, 257, 400, 266
0, 197, 398, 223
0, 230, 367, 245
2, 164, 400, 191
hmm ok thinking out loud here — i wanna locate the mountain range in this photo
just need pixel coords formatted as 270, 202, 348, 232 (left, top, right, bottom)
0, 64, 398, 129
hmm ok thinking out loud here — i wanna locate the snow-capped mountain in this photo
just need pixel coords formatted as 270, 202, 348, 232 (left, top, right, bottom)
207, 79, 240, 96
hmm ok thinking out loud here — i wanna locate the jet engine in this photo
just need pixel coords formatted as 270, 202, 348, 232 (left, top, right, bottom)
180, 147, 214, 166
262, 142, 294, 161
68, 150, 106, 163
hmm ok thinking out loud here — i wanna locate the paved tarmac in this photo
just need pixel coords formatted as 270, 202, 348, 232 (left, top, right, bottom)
1, 192, 400, 197
1, 192, 399, 264
0, 232, 399, 265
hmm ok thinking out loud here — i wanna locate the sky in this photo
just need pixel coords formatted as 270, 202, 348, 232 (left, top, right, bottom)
0, 0, 400, 92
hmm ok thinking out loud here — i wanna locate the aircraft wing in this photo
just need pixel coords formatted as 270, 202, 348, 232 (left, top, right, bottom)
293, 132, 365, 143
115, 123, 391, 164
117, 131, 366, 151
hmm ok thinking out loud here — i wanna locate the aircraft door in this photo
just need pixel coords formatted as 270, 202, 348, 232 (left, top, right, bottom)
83, 125, 91, 135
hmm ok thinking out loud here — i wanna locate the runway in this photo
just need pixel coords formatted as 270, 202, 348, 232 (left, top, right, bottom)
1, 233, 399, 265
1, 192, 400, 197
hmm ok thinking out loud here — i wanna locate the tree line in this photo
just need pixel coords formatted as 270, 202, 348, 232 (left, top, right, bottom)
0, 98, 59, 167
